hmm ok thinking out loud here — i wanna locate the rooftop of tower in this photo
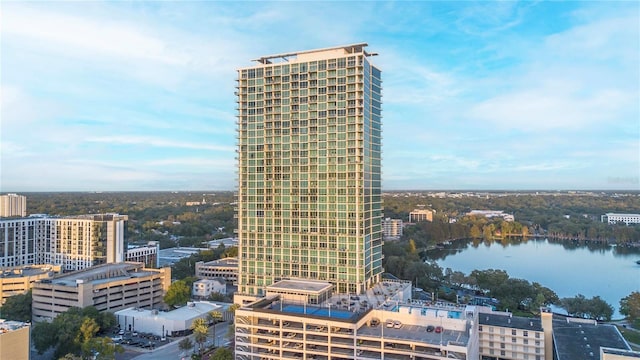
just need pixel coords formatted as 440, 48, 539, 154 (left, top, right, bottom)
252, 43, 377, 64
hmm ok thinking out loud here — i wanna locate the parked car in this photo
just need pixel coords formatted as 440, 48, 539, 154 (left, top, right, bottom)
426, 325, 435, 332
385, 320, 394, 328
435, 326, 443, 333
393, 321, 402, 329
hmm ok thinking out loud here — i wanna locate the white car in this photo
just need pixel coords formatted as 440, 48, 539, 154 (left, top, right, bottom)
385, 320, 394, 328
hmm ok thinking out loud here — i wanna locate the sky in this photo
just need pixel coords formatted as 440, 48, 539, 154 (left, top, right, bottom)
1, 1, 638, 192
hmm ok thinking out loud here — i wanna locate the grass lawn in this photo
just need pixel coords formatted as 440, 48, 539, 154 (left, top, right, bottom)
616, 325, 640, 347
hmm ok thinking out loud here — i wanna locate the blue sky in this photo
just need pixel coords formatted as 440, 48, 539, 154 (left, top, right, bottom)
1, 1, 638, 191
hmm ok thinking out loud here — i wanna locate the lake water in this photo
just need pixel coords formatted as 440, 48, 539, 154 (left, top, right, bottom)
425, 238, 640, 319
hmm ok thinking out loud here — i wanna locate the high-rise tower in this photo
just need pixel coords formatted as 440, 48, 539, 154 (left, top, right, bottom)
235, 44, 383, 297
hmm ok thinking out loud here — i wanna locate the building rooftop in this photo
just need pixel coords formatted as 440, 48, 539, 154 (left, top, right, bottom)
251, 43, 373, 64
115, 301, 224, 321
553, 316, 630, 360
46, 262, 157, 287
0, 319, 29, 333
158, 247, 206, 266
479, 312, 544, 332
601, 347, 640, 358
0, 265, 60, 278
200, 257, 238, 268
267, 279, 333, 294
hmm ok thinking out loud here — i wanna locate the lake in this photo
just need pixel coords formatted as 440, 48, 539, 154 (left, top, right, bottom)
425, 238, 640, 319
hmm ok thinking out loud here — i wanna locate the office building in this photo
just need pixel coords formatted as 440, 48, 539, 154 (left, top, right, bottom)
235, 43, 383, 298
382, 218, 403, 239
0, 194, 26, 218
195, 257, 239, 283
0, 319, 30, 360
31, 262, 170, 322
409, 209, 434, 223
0, 264, 62, 304
0, 214, 127, 271
126, 241, 160, 268
601, 213, 640, 225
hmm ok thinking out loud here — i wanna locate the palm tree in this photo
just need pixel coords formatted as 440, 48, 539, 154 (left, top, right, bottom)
178, 337, 194, 357
207, 311, 223, 347
191, 318, 209, 355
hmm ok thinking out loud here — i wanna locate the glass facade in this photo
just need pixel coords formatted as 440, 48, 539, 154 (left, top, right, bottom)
236, 45, 383, 296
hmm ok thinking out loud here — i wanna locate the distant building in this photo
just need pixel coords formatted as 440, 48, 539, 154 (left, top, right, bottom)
192, 278, 226, 298
409, 209, 434, 223
32, 262, 170, 322
468, 210, 515, 222
207, 237, 238, 249
0, 319, 29, 360
115, 301, 225, 337
157, 246, 207, 267
126, 241, 159, 268
382, 218, 403, 239
0, 214, 127, 270
0, 194, 26, 218
601, 213, 640, 225
195, 257, 238, 284
0, 264, 62, 304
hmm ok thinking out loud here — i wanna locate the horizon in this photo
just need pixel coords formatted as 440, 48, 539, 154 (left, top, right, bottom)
2, 2, 638, 191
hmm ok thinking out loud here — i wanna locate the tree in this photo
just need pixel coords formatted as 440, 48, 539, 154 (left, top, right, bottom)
0, 290, 32, 322
210, 347, 233, 360
191, 318, 209, 355
164, 280, 191, 307
620, 291, 640, 326
179, 337, 194, 356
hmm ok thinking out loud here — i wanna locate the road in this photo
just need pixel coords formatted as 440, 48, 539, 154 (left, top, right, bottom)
128, 322, 231, 360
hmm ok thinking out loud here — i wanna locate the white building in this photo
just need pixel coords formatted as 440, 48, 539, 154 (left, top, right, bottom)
126, 241, 159, 268
193, 278, 226, 298
0, 194, 26, 218
468, 210, 515, 222
114, 301, 224, 337
0, 214, 127, 270
601, 213, 640, 225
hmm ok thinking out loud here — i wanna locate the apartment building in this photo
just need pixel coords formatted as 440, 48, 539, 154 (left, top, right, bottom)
31, 262, 170, 322
382, 218, 403, 239
235, 43, 383, 297
192, 278, 226, 298
478, 312, 545, 360
0, 319, 30, 360
0, 264, 62, 304
0, 214, 127, 271
0, 194, 26, 218
195, 257, 239, 283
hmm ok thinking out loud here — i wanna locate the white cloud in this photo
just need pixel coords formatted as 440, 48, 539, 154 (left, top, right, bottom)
85, 135, 234, 152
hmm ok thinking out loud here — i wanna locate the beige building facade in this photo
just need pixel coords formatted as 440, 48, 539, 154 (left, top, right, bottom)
196, 257, 239, 284
0, 194, 27, 218
0, 319, 30, 360
0, 264, 62, 304
409, 209, 434, 223
382, 218, 403, 239
32, 262, 170, 322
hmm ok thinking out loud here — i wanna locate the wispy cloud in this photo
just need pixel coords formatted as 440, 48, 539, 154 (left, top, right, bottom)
86, 136, 234, 152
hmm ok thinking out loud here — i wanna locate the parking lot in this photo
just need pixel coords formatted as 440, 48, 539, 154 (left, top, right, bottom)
112, 330, 171, 352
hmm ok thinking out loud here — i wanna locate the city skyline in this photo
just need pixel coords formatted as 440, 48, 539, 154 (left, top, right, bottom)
2, 1, 638, 191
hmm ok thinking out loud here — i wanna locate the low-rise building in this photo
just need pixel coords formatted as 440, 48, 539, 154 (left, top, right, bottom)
158, 247, 207, 267
126, 241, 159, 268
115, 301, 225, 337
0, 264, 62, 304
383, 218, 403, 239
409, 209, 434, 223
600, 347, 640, 360
468, 210, 515, 222
601, 213, 640, 225
552, 315, 630, 360
0, 319, 30, 360
478, 311, 545, 360
195, 257, 238, 284
193, 278, 226, 299
32, 262, 170, 322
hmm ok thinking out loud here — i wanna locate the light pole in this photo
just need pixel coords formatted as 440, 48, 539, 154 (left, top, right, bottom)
439, 313, 444, 345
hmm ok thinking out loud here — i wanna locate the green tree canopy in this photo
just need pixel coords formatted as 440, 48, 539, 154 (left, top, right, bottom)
164, 280, 191, 307
620, 291, 640, 325
0, 289, 32, 322
210, 347, 233, 360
